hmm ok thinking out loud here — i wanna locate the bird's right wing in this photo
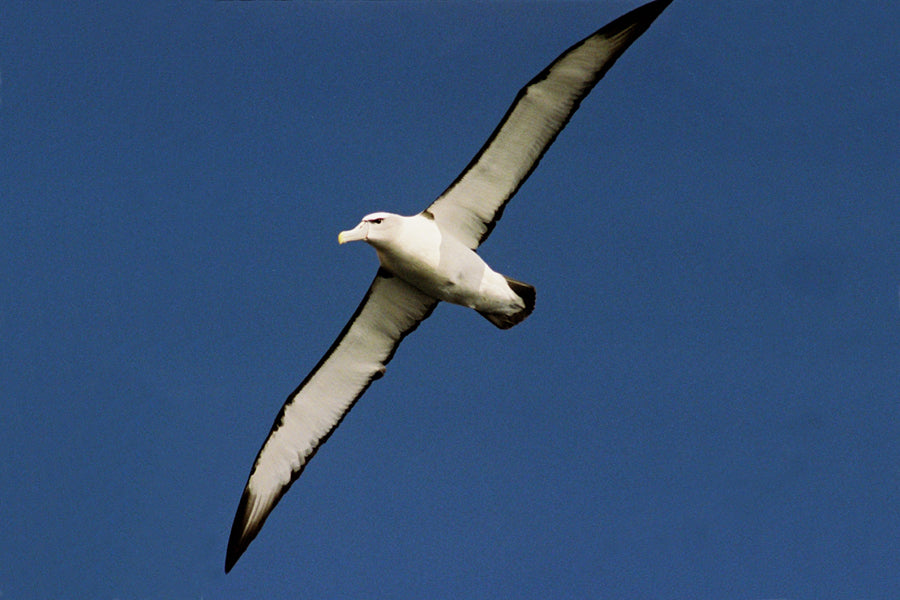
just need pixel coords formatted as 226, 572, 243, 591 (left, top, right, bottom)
225, 269, 437, 572
425, 0, 673, 249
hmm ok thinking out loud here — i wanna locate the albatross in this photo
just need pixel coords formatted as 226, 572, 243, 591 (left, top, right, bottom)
226, 0, 673, 572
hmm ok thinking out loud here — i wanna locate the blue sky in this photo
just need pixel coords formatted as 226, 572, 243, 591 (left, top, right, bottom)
1, 1, 898, 598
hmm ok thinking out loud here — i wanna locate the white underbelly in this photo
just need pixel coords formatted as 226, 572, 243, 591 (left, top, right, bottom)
372, 214, 522, 315
377, 240, 518, 313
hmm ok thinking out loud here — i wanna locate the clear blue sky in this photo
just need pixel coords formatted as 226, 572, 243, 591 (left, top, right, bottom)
1, 1, 898, 598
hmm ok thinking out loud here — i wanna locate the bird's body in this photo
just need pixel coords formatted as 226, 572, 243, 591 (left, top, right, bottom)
226, 0, 674, 573
339, 211, 532, 326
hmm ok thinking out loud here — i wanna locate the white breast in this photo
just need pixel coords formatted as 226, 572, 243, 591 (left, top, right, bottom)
372, 214, 518, 312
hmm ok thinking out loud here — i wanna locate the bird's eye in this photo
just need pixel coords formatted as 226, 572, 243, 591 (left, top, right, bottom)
370, 218, 383, 225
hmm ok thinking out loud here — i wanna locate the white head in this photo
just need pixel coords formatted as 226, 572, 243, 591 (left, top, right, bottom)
338, 212, 402, 246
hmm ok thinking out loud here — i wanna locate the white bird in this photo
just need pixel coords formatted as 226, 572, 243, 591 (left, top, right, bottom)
226, 0, 673, 573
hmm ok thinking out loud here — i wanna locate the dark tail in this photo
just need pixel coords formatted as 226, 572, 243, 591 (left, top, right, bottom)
478, 277, 536, 329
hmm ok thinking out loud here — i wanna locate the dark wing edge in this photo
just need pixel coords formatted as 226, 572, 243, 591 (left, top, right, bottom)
225, 269, 438, 572
425, 0, 673, 249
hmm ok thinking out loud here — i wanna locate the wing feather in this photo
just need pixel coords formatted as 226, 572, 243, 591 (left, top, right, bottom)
225, 270, 437, 572
426, 0, 673, 249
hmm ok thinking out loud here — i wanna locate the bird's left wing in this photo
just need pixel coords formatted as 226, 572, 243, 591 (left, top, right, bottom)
426, 0, 673, 249
225, 269, 437, 572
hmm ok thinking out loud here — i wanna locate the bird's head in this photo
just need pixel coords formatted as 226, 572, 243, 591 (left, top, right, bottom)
338, 212, 400, 246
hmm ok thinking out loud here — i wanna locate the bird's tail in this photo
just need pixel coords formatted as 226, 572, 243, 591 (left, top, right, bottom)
478, 277, 536, 329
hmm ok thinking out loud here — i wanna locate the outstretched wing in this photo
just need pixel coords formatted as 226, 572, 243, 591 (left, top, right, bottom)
426, 0, 673, 249
225, 270, 437, 572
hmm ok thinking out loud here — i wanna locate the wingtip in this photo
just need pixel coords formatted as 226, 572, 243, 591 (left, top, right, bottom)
617, 0, 675, 31
224, 488, 256, 573
643, 0, 675, 12
224, 545, 243, 573
224, 551, 238, 574
653, 0, 675, 17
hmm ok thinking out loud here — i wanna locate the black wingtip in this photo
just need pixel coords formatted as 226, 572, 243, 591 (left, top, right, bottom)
224, 488, 256, 573
224, 539, 241, 573
606, 0, 674, 42
639, 0, 675, 15
224, 551, 238, 574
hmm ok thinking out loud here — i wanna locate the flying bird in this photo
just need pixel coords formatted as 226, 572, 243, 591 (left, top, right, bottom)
226, 0, 673, 573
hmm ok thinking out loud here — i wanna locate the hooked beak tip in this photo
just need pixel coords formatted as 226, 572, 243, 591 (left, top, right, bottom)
338, 223, 367, 245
